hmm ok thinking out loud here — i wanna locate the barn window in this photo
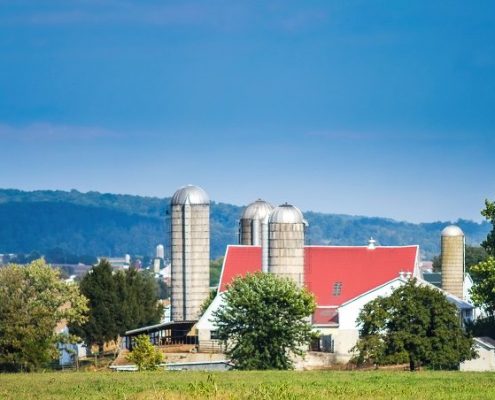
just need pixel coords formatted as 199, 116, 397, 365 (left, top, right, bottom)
332, 281, 342, 296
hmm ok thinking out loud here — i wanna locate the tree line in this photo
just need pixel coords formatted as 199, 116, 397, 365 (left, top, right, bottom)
0, 259, 162, 371
0, 188, 491, 260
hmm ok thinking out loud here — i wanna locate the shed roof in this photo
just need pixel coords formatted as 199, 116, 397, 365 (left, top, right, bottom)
124, 321, 195, 336
475, 337, 495, 350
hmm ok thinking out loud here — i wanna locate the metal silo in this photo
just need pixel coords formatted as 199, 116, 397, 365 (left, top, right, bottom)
170, 185, 210, 321
268, 203, 306, 287
239, 199, 274, 246
441, 225, 465, 299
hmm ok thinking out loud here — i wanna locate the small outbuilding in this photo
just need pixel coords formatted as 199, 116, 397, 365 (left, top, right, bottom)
460, 337, 495, 371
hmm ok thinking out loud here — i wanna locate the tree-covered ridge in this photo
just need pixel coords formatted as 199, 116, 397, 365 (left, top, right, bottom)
0, 189, 490, 259
304, 212, 490, 257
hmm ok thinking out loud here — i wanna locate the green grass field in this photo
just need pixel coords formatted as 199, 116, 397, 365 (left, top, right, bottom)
0, 370, 494, 400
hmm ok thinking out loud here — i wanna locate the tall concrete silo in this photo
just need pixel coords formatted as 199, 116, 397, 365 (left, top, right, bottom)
170, 185, 210, 321
441, 225, 465, 299
268, 203, 306, 287
239, 199, 274, 246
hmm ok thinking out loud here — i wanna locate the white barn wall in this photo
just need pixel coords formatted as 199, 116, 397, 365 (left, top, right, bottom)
312, 278, 408, 363
197, 293, 225, 342
338, 278, 407, 330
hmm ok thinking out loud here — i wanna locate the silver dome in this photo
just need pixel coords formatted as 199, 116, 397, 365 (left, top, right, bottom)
241, 199, 274, 220
171, 185, 209, 205
441, 225, 464, 237
269, 203, 304, 224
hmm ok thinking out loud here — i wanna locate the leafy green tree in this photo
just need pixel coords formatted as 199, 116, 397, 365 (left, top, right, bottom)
353, 279, 475, 371
0, 260, 88, 371
470, 257, 495, 315
126, 334, 164, 371
213, 272, 316, 370
466, 246, 489, 274
467, 315, 495, 339
469, 200, 495, 316
481, 199, 495, 256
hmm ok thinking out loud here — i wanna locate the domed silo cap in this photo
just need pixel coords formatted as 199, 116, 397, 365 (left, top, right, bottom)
441, 225, 464, 237
269, 203, 304, 224
171, 185, 210, 205
241, 199, 274, 220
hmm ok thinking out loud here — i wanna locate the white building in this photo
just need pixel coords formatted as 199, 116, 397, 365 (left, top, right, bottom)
461, 337, 495, 371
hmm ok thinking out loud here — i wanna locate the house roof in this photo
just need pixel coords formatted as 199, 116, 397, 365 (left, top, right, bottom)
475, 337, 495, 350
218, 244, 418, 307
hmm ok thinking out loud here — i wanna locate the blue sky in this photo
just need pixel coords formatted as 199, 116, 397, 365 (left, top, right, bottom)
0, 0, 494, 222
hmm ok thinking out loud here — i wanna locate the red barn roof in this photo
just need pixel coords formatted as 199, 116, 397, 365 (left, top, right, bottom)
218, 245, 418, 308
218, 246, 262, 292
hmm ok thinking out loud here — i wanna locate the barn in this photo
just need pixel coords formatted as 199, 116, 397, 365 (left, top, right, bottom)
198, 242, 474, 363
165, 189, 475, 367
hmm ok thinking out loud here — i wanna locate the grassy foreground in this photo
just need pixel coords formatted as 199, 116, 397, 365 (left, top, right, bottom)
0, 370, 494, 400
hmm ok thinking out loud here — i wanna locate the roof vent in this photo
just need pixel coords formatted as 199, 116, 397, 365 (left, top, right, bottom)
368, 237, 376, 250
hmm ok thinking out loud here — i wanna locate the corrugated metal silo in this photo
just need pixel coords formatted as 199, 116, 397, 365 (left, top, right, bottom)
268, 203, 306, 287
170, 185, 210, 321
239, 199, 274, 246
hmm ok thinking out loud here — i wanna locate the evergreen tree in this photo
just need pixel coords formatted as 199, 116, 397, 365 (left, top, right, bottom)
353, 279, 475, 371
116, 268, 163, 331
71, 261, 163, 352
213, 272, 316, 370
72, 259, 119, 352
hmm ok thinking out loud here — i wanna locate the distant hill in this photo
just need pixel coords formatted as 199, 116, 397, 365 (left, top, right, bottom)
0, 189, 490, 260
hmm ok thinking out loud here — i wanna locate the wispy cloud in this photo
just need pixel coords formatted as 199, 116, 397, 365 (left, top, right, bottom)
0, 122, 118, 142
0, 1, 328, 33
304, 130, 492, 143
0, 1, 231, 27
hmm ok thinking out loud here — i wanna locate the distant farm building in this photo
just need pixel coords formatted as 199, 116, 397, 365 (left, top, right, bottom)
461, 337, 495, 371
